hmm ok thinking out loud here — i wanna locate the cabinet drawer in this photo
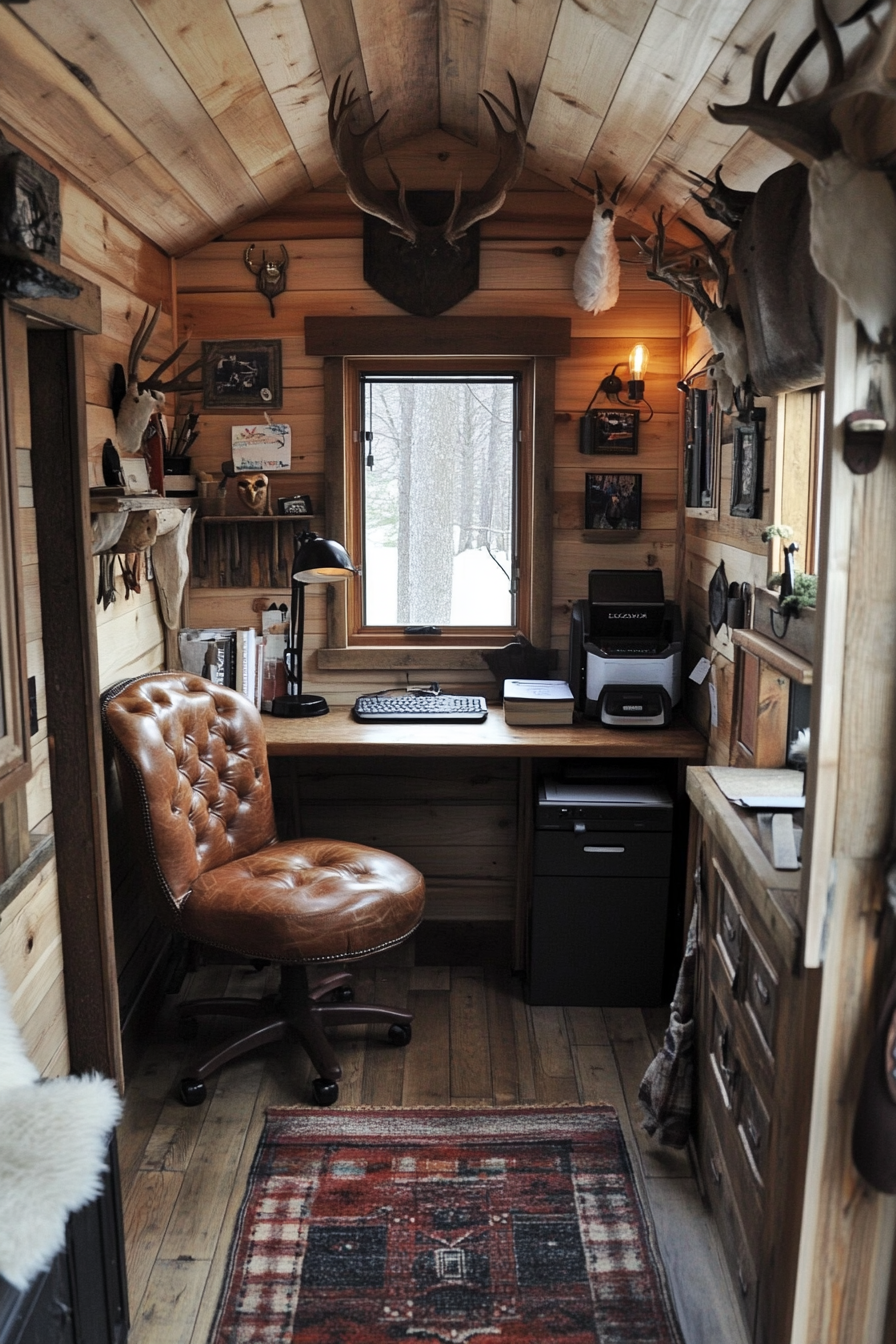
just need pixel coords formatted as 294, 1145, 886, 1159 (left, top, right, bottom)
533, 831, 671, 877
712, 856, 746, 986
700, 1106, 760, 1339
709, 988, 741, 1113
738, 1071, 771, 1191
743, 931, 779, 1063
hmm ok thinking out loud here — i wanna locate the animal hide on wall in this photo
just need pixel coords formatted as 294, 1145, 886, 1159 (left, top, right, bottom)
731, 163, 827, 397
572, 175, 624, 314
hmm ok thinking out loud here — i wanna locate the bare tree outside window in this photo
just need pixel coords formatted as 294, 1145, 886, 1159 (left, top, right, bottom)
361, 375, 516, 628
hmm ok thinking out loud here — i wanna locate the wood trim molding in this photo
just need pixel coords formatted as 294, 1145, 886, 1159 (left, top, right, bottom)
6, 256, 102, 335
305, 316, 571, 357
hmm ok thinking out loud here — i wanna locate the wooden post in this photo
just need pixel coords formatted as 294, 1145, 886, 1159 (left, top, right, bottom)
790, 300, 896, 1344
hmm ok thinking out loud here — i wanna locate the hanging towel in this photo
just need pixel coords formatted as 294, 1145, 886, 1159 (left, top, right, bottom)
639, 893, 699, 1148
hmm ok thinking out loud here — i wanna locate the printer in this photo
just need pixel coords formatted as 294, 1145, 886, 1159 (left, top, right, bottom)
568, 569, 682, 727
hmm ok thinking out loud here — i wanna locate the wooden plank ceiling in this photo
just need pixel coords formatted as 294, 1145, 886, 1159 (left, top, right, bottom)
0, 0, 875, 257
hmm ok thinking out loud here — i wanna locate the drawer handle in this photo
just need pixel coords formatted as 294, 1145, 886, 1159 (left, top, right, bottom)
709, 1154, 722, 1186
583, 845, 625, 853
753, 972, 771, 1006
717, 1029, 739, 1088
722, 911, 738, 943
746, 1117, 761, 1151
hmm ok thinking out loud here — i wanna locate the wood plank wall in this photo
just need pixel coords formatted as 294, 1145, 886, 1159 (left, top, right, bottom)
177, 132, 684, 702
0, 118, 173, 1069
681, 316, 777, 765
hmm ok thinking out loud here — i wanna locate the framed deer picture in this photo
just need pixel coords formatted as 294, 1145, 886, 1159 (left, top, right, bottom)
202, 340, 282, 410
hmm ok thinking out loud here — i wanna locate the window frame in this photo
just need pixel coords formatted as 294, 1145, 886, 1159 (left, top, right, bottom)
344, 355, 534, 648
0, 303, 32, 805
315, 318, 563, 672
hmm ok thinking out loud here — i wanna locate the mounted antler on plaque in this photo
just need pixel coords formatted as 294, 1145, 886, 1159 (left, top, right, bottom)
328, 72, 528, 315
709, 0, 896, 345
113, 305, 206, 456
636, 208, 749, 413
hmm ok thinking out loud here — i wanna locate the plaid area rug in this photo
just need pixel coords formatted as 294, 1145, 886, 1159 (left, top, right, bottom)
210, 1106, 683, 1344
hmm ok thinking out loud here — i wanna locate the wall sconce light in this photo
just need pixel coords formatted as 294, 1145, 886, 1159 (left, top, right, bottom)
579, 343, 653, 453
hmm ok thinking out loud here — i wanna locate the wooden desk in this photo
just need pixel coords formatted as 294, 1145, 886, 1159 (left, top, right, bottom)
263, 708, 706, 968
264, 707, 707, 760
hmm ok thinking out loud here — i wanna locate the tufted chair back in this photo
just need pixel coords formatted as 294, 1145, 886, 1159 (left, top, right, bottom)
101, 673, 278, 919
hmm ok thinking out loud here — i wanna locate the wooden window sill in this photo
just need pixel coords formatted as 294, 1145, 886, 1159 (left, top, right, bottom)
317, 647, 496, 672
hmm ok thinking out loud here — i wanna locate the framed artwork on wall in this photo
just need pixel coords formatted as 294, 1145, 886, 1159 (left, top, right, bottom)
202, 339, 283, 410
579, 407, 639, 454
585, 472, 642, 531
730, 411, 765, 518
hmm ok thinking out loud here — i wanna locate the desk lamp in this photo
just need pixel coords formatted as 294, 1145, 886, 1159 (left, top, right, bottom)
271, 532, 358, 718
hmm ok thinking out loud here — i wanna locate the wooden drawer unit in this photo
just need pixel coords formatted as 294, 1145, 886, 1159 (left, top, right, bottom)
687, 768, 820, 1344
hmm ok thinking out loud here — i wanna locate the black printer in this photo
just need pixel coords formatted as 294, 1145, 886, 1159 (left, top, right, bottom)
568, 569, 682, 727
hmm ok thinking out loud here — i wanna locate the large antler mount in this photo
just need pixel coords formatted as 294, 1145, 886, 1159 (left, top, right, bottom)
328, 72, 528, 248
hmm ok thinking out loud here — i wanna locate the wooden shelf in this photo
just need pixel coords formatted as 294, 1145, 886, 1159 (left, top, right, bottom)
89, 493, 190, 513
732, 626, 813, 684
198, 513, 321, 525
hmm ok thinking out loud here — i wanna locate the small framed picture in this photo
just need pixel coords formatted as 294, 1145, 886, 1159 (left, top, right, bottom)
585, 473, 642, 531
582, 407, 639, 454
277, 494, 314, 516
202, 339, 282, 410
730, 413, 764, 518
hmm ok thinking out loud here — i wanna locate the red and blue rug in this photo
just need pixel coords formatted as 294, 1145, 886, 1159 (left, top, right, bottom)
211, 1106, 682, 1343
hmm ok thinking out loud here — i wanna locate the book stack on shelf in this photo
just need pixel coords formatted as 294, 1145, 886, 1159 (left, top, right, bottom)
502, 679, 574, 726
178, 627, 265, 709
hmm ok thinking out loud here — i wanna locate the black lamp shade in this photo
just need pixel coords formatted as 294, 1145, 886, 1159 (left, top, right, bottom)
294, 534, 357, 582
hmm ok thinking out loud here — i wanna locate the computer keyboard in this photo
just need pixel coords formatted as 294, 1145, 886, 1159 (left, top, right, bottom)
353, 694, 488, 723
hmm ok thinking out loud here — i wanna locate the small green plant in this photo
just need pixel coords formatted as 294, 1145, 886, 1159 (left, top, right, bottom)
768, 570, 817, 613
761, 523, 794, 543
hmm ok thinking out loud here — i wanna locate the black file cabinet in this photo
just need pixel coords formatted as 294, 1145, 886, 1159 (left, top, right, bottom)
527, 777, 673, 1006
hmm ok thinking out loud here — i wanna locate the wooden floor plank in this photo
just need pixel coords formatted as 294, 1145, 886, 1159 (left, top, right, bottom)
449, 966, 493, 1102
509, 979, 538, 1102
128, 1258, 212, 1344
485, 964, 520, 1105
402, 990, 450, 1105
122, 1169, 183, 1318
530, 1004, 576, 1077
565, 1005, 610, 1047
361, 967, 410, 1106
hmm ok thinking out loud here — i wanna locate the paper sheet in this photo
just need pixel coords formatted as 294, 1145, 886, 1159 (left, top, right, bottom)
707, 766, 806, 801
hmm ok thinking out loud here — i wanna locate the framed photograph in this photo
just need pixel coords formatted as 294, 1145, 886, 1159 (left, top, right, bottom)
585, 473, 642, 531
202, 339, 282, 410
730, 412, 765, 518
587, 407, 639, 453
277, 494, 314, 517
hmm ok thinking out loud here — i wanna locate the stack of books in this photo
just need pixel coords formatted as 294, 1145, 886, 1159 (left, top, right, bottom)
503, 679, 574, 726
178, 627, 264, 708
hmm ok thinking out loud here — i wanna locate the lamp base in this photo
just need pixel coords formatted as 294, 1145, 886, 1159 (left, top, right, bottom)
271, 693, 329, 718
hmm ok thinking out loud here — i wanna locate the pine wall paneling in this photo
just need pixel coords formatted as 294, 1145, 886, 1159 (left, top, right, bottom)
0, 118, 173, 1068
175, 145, 686, 921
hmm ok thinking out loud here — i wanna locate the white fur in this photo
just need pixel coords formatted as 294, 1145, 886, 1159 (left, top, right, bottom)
707, 356, 735, 415
573, 203, 621, 314
0, 972, 121, 1291
704, 308, 750, 388
116, 385, 165, 456
808, 153, 896, 344
153, 506, 194, 629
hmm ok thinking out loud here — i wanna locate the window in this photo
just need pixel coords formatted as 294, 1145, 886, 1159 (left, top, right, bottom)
351, 362, 527, 643
310, 315, 567, 669
0, 305, 30, 806
775, 388, 824, 574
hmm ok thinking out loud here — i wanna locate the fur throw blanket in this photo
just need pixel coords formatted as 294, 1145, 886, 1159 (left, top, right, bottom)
0, 971, 121, 1290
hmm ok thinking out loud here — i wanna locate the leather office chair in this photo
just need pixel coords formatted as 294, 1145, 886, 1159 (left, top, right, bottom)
101, 672, 425, 1107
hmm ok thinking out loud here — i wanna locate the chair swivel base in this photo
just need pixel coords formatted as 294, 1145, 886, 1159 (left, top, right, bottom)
176, 964, 413, 1107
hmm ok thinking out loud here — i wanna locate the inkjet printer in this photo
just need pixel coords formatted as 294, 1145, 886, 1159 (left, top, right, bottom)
568, 569, 682, 727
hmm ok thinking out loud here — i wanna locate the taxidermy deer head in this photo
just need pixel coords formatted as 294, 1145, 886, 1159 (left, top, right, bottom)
115, 306, 204, 456
570, 172, 626, 314
710, 0, 896, 344
636, 209, 748, 411
327, 72, 527, 315
243, 244, 289, 318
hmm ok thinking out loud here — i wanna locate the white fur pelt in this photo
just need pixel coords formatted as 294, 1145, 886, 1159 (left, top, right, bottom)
808, 152, 896, 344
152, 506, 194, 629
573, 199, 621, 314
0, 971, 121, 1291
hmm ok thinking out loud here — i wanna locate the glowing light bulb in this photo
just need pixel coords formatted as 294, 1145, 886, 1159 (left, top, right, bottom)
628, 344, 649, 378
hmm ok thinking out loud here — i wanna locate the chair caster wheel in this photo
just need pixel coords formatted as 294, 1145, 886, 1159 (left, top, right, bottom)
179, 1077, 206, 1107
312, 1077, 339, 1107
334, 986, 354, 1002
388, 1023, 412, 1047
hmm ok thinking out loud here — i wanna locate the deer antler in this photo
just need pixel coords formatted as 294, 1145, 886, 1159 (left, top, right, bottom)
126, 305, 205, 394
710, 0, 896, 164
444, 74, 528, 243
688, 168, 754, 228
328, 76, 417, 242
636, 209, 718, 321
328, 71, 528, 246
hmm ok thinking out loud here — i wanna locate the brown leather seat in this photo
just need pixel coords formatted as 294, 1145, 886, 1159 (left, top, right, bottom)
101, 672, 425, 1106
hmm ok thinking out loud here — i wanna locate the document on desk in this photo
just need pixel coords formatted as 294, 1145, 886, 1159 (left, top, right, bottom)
708, 766, 805, 809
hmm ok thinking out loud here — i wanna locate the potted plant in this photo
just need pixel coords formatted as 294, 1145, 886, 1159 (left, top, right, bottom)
753, 523, 817, 663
